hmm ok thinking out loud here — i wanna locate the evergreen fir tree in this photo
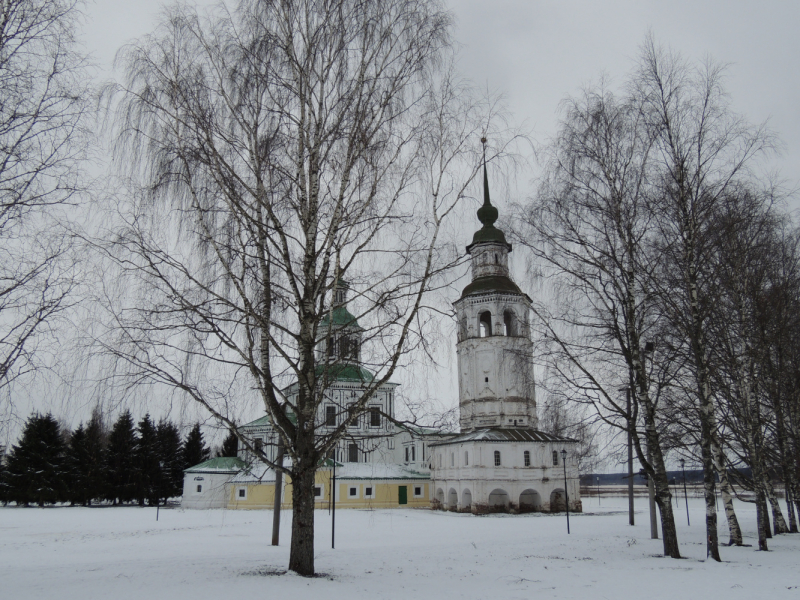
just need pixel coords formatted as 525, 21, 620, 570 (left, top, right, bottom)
0, 449, 9, 506
82, 414, 107, 505
5, 413, 67, 506
134, 414, 159, 505
216, 429, 239, 458
105, 411, 137, 505
65, 424, 88, 505
182, 423, 210, 469
156, 419, 183, 503
65, 414, 106, 506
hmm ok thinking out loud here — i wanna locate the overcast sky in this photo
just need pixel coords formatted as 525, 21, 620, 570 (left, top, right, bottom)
22, 0, 793, 448
83, 0, 800, 206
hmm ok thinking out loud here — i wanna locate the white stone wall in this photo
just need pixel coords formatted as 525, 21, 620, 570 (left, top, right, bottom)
182, 472, 237, 509
430, 441, 581, 512
470, 242, 510, 279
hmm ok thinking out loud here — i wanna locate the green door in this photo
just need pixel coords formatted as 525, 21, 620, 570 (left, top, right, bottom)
398, 485, 408, 505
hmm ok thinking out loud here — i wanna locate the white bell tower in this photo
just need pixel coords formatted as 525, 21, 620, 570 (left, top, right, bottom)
454, 157, 537, 431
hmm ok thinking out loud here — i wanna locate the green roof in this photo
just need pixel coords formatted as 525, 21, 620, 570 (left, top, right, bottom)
460, 275, 523, 298
316, 363, 375, 382
243, 410, 298, 428
320, 306, 361, 330
184, 456, 246, 472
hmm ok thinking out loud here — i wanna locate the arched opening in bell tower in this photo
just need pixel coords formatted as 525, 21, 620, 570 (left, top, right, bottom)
503, 310, 516, 336
479, 311, 492, 337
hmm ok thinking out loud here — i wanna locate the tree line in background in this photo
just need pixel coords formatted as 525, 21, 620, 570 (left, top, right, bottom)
513, 35, 800, 561
0, 412, 237, 507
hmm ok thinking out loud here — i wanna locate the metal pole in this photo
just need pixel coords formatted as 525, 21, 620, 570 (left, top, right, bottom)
681, 460, 690, 526
562, 450, 570, 534
647, 449, 658, 539
627, 388, 634, 526
331, 457, 336, 549
271, 440, 284, 546
597, 476, 600, 506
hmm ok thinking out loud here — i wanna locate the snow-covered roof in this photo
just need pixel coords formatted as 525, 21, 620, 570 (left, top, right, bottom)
184, 456, 246, 473
229, 461, 429, 484
332, 462, 430, 481
429, 427, 577, 447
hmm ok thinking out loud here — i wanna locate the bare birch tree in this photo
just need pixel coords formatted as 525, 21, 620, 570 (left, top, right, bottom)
636, 36, 777, 560
513, 84, 683, 557
0, 0, 90, 402
99, 0, 503, 576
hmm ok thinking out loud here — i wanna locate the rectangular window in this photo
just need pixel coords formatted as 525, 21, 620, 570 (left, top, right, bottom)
450, 452, 454, 466
465, 451, 469, 466
196, 485, 202, 493
553, 450, 559, 466
238, 488, 246, 499
348, 405, 359, 428
365, 486, 374, 498
325, 406, 336, 427
348, 443, 359, 463
405, 447, 409, 462
414, 486, 423, 498
314, 485, 323, 498
370, 407, 381, 427
494, 450, 501, 466
524, 450, 531, 467
348, 486, 358, 498
388, 438, 394, 449
254, 438, 263, 453
411, 446, 416, 462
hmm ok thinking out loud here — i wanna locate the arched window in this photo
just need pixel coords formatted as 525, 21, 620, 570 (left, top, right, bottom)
524, 450, 531, 467
503, 310, 515, 336
494, 450, 501, 466
479, 311, 492, 337
494, 253, 498, 264
552, 450, 559, 466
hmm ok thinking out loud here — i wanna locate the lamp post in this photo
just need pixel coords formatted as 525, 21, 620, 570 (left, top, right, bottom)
680, 458, 690, 526
642, 342, 658, 540
596, 476, 601, 506
561, 449, 570, 534
620, 386, 634, 526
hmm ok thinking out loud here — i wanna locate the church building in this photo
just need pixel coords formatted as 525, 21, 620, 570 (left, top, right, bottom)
428, 161, 581, 513
182, 159, 581, 514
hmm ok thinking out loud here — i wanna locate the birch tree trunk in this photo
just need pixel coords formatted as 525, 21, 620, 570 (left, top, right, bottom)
711, 440, 742, 546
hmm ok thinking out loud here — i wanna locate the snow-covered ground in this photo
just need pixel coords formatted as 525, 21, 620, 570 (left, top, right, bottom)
1, 496, 798, 600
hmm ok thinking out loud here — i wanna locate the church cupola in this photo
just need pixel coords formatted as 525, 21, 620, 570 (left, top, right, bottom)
319, 279, 362, 364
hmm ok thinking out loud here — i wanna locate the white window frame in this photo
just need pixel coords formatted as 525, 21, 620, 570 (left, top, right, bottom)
464, 451, 469, 466
314, 484, 324, 499
348, 485, 359, 499
237, 487, 247, 500
413, 485, 424, 498
364, 484, 376, 499
494, 450, 501, 466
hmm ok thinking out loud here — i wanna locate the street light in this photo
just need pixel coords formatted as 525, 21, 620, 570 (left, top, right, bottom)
561, 449, 570, 534
680, 458, 690, 526
619, 386, 634, 526
642, 342, 658, 540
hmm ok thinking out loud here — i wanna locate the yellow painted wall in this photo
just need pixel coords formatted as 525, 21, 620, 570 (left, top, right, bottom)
227, 470, 429, 510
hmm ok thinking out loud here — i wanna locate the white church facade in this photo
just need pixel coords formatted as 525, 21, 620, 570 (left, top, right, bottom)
182, 162, 581, 514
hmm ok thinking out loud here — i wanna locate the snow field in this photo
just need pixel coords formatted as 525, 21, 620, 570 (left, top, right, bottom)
1, 496, 798, 600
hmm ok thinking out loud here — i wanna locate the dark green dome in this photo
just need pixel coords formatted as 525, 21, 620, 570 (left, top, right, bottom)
461, 275, 523, 298
468, 154, 511, 252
